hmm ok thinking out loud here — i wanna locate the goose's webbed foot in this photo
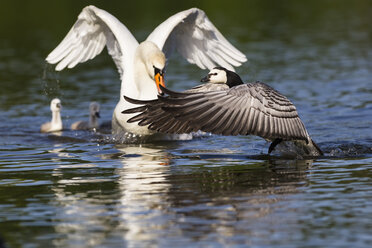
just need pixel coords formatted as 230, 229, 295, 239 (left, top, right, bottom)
268, 138, 283, 154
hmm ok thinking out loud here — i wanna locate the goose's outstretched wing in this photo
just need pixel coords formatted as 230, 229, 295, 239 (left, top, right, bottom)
123, 83, 310, 142
123, 96, 197, 134
46, 5, 139, 79
122, 83, 229, 133
146, 8, 247, 71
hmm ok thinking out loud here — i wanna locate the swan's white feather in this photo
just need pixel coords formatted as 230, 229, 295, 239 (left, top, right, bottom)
46, 5, 138, 79
146, 8, 247, 71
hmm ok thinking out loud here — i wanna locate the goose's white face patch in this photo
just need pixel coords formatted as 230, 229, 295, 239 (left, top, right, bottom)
207, 68, 227, 84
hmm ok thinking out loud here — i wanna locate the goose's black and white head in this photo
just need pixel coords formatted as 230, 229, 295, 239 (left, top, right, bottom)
200, 67, 244, 88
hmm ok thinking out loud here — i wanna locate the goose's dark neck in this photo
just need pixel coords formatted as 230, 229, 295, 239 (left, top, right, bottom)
225, 70, 244, 88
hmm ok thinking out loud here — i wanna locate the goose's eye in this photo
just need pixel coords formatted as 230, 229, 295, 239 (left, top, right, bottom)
209, 73, 217, 77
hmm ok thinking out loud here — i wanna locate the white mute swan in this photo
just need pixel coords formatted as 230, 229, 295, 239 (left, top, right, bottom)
45, 5, 247, 139
71, 102, 101, 130
40, 98, 63, 133
123, 67, 323, 156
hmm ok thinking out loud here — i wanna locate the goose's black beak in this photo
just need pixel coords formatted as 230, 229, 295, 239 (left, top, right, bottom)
201, 75, 210, 82
154, 67, 165, 96
95, 112, 100, 118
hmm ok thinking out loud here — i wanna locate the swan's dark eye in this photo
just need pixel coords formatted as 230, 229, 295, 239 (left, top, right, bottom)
209, 73, 218, 77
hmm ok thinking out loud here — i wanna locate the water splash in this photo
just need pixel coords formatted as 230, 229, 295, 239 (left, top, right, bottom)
327, 143, 372, 157
41, 63, 63, 99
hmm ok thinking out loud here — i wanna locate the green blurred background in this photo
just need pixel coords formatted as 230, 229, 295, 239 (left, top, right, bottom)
0, 0, 370, 44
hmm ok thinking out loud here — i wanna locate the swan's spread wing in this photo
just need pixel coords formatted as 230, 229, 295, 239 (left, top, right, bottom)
124, 83, 309, 141
146, 8, 247, 71
46, 5, 139, 79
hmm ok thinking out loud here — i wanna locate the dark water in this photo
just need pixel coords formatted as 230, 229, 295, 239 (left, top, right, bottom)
1, 1, 372, 247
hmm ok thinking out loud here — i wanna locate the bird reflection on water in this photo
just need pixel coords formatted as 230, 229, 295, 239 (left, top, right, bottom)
45, 138, 313, 246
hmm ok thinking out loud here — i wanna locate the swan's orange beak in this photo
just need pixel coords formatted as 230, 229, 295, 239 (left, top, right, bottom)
155, 70, 165, 96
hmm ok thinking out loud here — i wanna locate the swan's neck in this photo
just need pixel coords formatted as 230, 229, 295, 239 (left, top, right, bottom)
129, 56, 158, 100
51, 111, 62, 129
89, 115, 99, 128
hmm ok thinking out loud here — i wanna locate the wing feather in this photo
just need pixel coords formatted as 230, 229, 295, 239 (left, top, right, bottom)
46, 5, 139, 79
228, 96, 248, 135
147, 8, 247, 71
234, 100, 249, 134
255, 111, 265, 136
262, 115, 270, 138
121, 82, 310, 141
